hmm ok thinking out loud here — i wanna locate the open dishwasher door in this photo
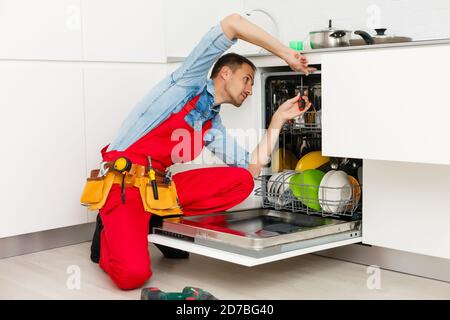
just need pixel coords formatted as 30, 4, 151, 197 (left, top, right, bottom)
149, 209, 361, 267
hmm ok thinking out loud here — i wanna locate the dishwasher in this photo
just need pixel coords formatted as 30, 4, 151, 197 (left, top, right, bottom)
149, 67, 363, 266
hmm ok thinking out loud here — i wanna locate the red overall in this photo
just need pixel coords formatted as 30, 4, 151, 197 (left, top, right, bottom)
98, 95, 254, 290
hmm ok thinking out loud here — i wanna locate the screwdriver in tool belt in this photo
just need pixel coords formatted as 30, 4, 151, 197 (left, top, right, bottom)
147, 156, 159, 200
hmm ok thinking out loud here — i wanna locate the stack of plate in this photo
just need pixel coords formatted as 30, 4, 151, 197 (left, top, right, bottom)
266, 170, 297, 206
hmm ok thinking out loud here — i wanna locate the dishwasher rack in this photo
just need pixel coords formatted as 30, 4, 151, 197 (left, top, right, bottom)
254, 173, 362, 220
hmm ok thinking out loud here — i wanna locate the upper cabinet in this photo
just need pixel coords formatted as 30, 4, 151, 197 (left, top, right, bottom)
0, 0, 83, 60
163, 0, 244, 58
81, 0, 166, 62
321, 44, 450, 166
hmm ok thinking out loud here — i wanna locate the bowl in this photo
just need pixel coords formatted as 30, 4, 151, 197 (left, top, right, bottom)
320, 170, 352, 214
346, 175, 361, 212
289, 169, 325, 211
295, 151, 330, 171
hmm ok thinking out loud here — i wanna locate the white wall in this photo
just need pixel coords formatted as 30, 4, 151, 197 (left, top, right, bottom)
243, 0, 450, 43
0, 0, 248, 237
2, 0, 450, 238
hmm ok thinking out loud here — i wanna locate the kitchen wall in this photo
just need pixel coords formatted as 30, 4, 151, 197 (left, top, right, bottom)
1, 0, 449, 251
243, 0, 450, 43
0, 0, 244, 240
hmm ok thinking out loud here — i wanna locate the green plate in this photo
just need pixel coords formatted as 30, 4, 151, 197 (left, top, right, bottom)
289, 169, 325, 211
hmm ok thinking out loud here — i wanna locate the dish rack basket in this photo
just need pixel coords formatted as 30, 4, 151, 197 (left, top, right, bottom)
282, 111, 322, 134
254, 173, 362, 219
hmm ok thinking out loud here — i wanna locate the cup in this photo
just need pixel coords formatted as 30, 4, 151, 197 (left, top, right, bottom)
289, 41, 304, 51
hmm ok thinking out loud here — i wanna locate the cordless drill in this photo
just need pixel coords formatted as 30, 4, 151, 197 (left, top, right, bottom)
141, 286, 218, 300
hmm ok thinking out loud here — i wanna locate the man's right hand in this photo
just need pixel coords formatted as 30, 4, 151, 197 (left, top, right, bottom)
273, 93, 312, 124
283, 48, 317, 75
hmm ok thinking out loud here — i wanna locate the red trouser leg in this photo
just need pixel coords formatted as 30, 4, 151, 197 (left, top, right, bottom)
98, 185, 152, 290
172, 167, 254, 216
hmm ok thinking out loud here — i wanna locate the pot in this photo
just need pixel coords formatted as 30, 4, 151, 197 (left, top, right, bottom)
309, 20, 372, 49
349, 28, 412, 46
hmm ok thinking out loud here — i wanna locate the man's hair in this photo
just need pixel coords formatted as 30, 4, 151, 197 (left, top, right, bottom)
210, 53, 256, 79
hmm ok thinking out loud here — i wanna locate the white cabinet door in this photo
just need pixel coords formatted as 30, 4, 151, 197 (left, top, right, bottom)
83, 64, 167, 222
163, 0, 244, 58
363, 159, 450, 259
81, 0, 166, 62
322, 44, 450, 166
0, 62, 86, 238
0, 0, 82, 60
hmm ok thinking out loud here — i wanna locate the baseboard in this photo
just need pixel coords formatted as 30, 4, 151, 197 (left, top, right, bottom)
0, 223, 95, 260
315, 244, 450, 283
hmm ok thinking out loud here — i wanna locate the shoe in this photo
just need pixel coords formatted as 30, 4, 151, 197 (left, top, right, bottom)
149, 215, 189, 259
90, 214, 103, 264
154, 243, 190, 259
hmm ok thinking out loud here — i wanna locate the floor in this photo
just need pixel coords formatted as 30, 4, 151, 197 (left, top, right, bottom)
0, 242, 449, 300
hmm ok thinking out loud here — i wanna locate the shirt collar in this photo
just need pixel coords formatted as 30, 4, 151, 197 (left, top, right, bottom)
206, 78, 221, 113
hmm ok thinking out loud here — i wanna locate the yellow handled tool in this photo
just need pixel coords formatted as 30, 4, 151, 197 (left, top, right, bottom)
113, 157, 132, 204
147, 156, 158, 200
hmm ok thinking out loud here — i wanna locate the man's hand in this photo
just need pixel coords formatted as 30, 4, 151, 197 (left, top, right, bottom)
283, 48, 317, 75
273, 93, 312, 124
221, 14, 317, 75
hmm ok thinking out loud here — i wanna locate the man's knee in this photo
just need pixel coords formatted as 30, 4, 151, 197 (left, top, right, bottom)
231, 167, 255, 198
111, 263, 152, 290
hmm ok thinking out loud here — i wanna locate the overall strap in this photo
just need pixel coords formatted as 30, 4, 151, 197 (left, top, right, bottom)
183, 95, 201, 113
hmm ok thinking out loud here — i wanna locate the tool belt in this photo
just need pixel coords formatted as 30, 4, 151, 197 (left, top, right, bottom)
80, 160, 182, 217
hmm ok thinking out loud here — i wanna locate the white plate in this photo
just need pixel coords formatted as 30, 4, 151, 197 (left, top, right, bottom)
267, 172, 287, 204
271, 171, 292, 198
275, 171, 297, 206
318, 170, 336, 213
323, 170, 352, 214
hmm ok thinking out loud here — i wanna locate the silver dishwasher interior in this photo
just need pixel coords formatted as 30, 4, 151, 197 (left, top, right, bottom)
153, 66, 363, 259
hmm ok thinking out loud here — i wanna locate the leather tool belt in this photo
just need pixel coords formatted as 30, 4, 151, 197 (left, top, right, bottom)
80, 161, 182, 217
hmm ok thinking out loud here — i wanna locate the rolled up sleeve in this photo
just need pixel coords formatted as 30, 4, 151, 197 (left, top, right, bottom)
204, 115, 250, 168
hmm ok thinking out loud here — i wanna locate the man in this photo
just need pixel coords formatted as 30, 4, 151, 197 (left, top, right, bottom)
90, 13, 313, 290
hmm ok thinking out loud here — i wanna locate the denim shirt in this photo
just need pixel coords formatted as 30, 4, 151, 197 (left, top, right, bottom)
107, 23, 250, 168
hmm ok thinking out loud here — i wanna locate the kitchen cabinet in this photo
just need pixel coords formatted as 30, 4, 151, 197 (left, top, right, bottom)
321, 44, 450, 166
363, 159, 450, 259
81, 0, 166, 62
0, 0, 83, 60
0, 62, 86, 238
83, 64, 167, 222
163, 0, 244, 58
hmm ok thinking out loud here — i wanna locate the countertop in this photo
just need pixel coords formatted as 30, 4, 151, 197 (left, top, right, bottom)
167, 38, 450, 63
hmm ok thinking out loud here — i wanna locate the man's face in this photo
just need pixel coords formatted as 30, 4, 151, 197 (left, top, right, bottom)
224, 63, 255, 107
